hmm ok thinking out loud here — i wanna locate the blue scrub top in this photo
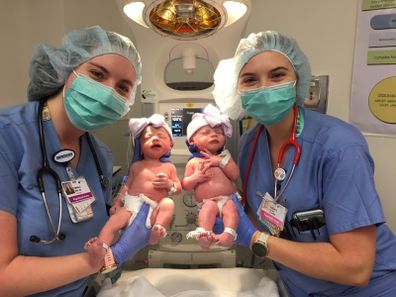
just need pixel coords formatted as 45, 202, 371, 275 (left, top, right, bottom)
0, 102, 113, 296
239, 108, 396, 296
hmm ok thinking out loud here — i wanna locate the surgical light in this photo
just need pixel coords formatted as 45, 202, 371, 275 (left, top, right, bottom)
123, 2, 149, 28
223, 1, 247, 27
182, 46, 196, 74
122, 0, 248, 40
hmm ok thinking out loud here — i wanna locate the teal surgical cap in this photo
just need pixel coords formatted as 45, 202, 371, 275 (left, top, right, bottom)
213, 31, 311, 119
27, 25, 142, 103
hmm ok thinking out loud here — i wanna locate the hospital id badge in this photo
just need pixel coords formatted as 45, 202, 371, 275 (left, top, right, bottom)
257, 192, 287, 236
62, 177, 95, 223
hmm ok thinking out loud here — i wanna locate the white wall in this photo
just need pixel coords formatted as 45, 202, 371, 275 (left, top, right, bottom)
0, 1, 64, 105
0, 0, 395, 230
244, 0, 396, 231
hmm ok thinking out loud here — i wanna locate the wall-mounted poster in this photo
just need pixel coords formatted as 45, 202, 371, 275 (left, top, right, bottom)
351, 0, 396, 135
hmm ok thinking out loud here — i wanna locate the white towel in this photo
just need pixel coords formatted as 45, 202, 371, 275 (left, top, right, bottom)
98, 275, 280, 297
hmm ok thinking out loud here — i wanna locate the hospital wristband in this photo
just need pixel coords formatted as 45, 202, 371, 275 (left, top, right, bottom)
219, 150, 231, 169
168, 182, 177, 195
102, 242, 110, 252
116, 192, 126, 203
224, 227, 238, 240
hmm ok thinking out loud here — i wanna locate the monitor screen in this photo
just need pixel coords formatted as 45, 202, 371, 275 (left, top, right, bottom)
171, 108, 202, 137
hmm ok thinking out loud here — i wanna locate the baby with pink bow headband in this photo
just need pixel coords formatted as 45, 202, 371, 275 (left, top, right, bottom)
183, 104, 240, 249
86, 114, 181, 273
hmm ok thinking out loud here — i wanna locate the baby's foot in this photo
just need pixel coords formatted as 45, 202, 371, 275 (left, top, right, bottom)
149, 224, 167, 244
84, 237, 107, 268
198, 236, 214, 249
186, 228, 215, 249
214, 232, 235, 247
198, 231, 215, 249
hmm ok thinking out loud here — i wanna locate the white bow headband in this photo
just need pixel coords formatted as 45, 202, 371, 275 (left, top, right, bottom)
129, 114, 173, 140
186, 104, 232, 142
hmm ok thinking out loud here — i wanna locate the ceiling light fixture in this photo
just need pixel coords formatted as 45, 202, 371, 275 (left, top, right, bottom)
122, 0, 248, 40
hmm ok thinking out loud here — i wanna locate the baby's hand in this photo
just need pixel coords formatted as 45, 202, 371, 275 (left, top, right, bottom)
200, 150, 222, 168
110, 197, 123, 215
152, 172, 172, 190
192, 161, 212, 183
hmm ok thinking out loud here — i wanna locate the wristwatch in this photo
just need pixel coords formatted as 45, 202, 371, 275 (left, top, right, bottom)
250, 231, 269, 258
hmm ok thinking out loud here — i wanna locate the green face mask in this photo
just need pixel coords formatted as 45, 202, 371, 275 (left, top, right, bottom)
240, 80, 297, 126
64, 72, 129, 131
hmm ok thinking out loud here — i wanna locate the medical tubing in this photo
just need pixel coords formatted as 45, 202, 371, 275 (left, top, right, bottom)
275, 164, 296, 201
41, 192, 57, 238
85, 133, 107, 188
274, 105, 300, 201
290, 105, 301, 165
37, 102, 48, 168
36, 101, 63, 243
111, 203, 151, 265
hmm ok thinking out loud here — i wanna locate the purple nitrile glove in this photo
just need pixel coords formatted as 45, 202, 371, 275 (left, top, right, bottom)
112, 203, 151, 266
213, 194, 256, 248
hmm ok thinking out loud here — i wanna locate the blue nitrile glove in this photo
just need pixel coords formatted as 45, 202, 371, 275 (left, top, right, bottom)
213, 194, 257, 248
112, 203, 151, 266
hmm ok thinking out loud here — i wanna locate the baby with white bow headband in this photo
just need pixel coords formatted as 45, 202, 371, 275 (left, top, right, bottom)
183, 104, 240, 249
86, 114, 181, 273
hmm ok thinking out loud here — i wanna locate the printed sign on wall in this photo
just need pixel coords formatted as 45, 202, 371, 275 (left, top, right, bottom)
351, 0, 396, 135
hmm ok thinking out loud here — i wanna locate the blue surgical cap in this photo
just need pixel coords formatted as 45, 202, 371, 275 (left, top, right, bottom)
213, 31, 311, 119
27, 25, 142, 103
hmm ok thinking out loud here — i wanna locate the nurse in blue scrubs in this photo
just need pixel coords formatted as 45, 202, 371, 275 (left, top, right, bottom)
213, 31, 396, 296
0, 26, 150, 296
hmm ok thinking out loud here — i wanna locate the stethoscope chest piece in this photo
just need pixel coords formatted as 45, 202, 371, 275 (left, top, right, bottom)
100, 175, 110, 189
274, 167, 286, 181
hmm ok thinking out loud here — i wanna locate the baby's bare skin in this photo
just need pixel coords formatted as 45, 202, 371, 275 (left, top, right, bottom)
126, 161, 176, 201
84, 237, 106, 268
109, 126, 181, 245
86, 125, 181, 267
189, 158, 237, 202
182, 124, 240, 248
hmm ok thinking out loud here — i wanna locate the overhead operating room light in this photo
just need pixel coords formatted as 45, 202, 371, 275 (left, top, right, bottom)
123, 0, 248, 40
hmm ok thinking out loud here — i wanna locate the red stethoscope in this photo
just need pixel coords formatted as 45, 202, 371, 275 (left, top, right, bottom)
242, 104, 301, 206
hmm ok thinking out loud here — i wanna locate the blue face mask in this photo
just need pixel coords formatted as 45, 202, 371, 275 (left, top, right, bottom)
240, 81, 297, 126
64, 72, 130, 131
